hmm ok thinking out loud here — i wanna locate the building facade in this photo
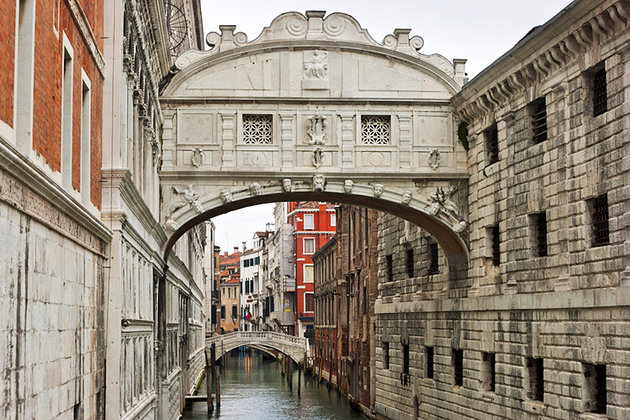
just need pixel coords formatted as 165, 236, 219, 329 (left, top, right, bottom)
240, 231, 268, 331
288, 201, 337, 338
313, 205, 379, 415
218, 249, 241, 333
0, 0, 109, 418
374, 0, 630, 419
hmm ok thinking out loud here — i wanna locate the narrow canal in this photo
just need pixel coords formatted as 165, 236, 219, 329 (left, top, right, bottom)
183, 350, 364, 419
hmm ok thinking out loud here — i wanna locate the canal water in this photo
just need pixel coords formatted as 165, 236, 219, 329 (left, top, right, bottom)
182, 350, 364, 419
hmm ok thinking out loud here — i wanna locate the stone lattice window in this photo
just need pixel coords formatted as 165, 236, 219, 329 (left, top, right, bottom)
361, 115, 390, 144
242, 114, 273, 144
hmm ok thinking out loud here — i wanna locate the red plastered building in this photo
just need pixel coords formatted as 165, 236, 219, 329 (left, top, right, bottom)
287, 201, 336, 337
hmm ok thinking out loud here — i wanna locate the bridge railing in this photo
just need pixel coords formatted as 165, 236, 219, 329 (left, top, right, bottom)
206, 330, 307, 349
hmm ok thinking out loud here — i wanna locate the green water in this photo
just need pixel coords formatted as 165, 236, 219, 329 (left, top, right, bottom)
182, 350, 364, 419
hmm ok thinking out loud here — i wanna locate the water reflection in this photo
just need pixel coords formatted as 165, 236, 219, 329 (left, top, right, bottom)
183, 350, 364, 419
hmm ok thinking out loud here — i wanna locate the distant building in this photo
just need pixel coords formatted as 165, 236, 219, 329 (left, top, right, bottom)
313, 205, 379, 415
288, 202, 337, 337
240, 231, 270, 331
218, 248, 242, 333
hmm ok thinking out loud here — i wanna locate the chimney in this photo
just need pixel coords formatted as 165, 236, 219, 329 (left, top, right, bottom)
224, 251, 228, 256
233, 246, 239, 253
242, 241, 247, 252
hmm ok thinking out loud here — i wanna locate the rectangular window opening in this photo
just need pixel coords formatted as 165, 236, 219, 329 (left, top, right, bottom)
527, 357, 544, 402
80, 80, 91, 205
406, 248, 414, 278
589, 194, 609, 247
386, 254, 393, 282
383, 342, 390, 369
402, 343, 410, 386
452, 349, 463, 387
15, 0, 36, 152
592, 65, 607, 117
491, 224, 500, 266
425, 346, 434, 379
61, 47, 74, 188
428, 243, 439, 274
485, 123, 499, 164
529, 97, 547, 144
583, 362, 606, 414
482, 352, 496, 392
532, 212, 548, 257
304, 238, 315, 254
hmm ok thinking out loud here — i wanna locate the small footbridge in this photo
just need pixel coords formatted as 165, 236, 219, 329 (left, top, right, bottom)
206, 331, 308, 364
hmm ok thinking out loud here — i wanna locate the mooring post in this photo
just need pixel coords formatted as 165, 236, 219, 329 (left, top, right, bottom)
210, 344, 214, 413
288, 359, 293, 391
213, 343, 221, 408
297, 361, 302, 396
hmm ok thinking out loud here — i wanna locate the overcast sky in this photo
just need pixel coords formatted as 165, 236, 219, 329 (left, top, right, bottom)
198, 0, 574, 252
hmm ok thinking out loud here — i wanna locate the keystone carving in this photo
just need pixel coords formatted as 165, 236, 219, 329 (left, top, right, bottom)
191, 147, 205, 168
372, 184, 384, 198
343, 179, 354, 194
281, 178, 293, 193
312, 174, 326, 192
220, 189, 233, 203
250, 182, 262, 197
401, 190, 412, 205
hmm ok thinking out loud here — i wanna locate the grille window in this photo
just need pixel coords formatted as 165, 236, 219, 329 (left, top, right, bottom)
383, 342, 390, 369
527, 357, 544, 401
491, 224, 500, 266
425, 346, 434, 379
485, 123, 499, 164
452, 349, 464, 387
529, 97, 547, 144
242, 114, 273, 144
361, 115, 390, 144
386, 255, 393, 282
533, 212, 548, 257
401, 343, 410, 386
593, 67, 607, 117
428, 243, 439, 274
406, 248, 414, 278
583, 363, 606, 414
590, 194, 609, 247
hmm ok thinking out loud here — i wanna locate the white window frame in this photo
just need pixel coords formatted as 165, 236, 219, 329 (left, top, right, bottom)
303, 237, 315, 254
303, 264, 314, 283
330, 213, 336, 227
304, 213, 314, 230
304, 292, 314, 313
61, 33, 74, 189
80, 69, 91, 205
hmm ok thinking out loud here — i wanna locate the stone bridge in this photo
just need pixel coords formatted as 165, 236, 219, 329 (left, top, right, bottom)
159, 11, 471, 273
207, 331, 308, 364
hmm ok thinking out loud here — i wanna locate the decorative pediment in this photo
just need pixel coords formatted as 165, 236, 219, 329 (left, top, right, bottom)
174, 10, 456, 80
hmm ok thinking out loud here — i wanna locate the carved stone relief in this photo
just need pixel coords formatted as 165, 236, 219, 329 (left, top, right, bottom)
372, 184, 384, 198
191, 147, 205, 168
250, 182, 262, 196
168, 185, 202, 218
427, 149, 440, 169
312, 174, 326, 192
303, 50, 329, 90
281, 178, 293, 193
343, 179, 354, 193
220, 189, 233, 203
401, 190, 412, 205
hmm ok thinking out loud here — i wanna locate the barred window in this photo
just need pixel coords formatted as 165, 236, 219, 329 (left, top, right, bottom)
589, 194, 609, 247
361, 115, 390, 144
406, 248, 414, 278
527, 357, 544, 401
528, 97, 547, 144
532, 212, 548, 257
428, 242, 439, 274
242, 114, 273, 144
485, 123, 499, 164
383, 342, 390, 369
482, 352, 496, 392
452, 349, 463, 387
425, 346, 434, 379
490, 224, 500, 266
386, 254, 393, 282
583, 363, 606, 414
592, 66, 607, 117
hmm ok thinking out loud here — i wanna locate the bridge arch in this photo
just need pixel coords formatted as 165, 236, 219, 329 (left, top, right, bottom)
207, 331, 308, 364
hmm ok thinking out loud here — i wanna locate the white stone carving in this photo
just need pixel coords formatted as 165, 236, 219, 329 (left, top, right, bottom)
307, 114, 327, 145
343, 180, 354, 193
169, 184, 201, 217
243, 115, 273, 144
401, 190, 412, 205
427, 149, 440, 169
165, 219, 179, 232
281, 178, 293, 193
312, 147, 325, 168
191, 147, 205, 168
373, 184, 384, 198
452, 220, 467, 233
430, 187, 459, 215
220, 189, 233, 203
304, 50, 328, 79
312, 174, 326, 192
427, 202, 441, 216
250, 182, 262, 196
361, 115, 390, 144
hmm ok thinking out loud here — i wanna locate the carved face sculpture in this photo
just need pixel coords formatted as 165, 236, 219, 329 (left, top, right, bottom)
281, 178, 292, 193
401, 190, 412, 205
373, 184, 384, 198
220, 189, 232, 203
250, 182, 262, 196
344, 180, 354, 193
312, 174, 326, 192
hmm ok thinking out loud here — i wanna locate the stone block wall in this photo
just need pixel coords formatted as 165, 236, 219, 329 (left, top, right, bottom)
0, 198, 106, 419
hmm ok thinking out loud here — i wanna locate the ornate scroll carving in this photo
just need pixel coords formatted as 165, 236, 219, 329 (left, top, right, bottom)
427, 149, 440, 169
191, 147, 205, 168
307, 114, 327, 168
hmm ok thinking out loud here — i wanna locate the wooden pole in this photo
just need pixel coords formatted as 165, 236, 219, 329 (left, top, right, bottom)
288, 359, 293, 391
213, 343, 221, 408
209, 350, 214, 413
297, 361, 302, 396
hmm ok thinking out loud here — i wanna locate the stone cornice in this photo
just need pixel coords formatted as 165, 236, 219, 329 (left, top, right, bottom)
63, 0, 105, 75
0, 138, 112, 246
453, 0, 630, 123
160, 96, 453, 106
